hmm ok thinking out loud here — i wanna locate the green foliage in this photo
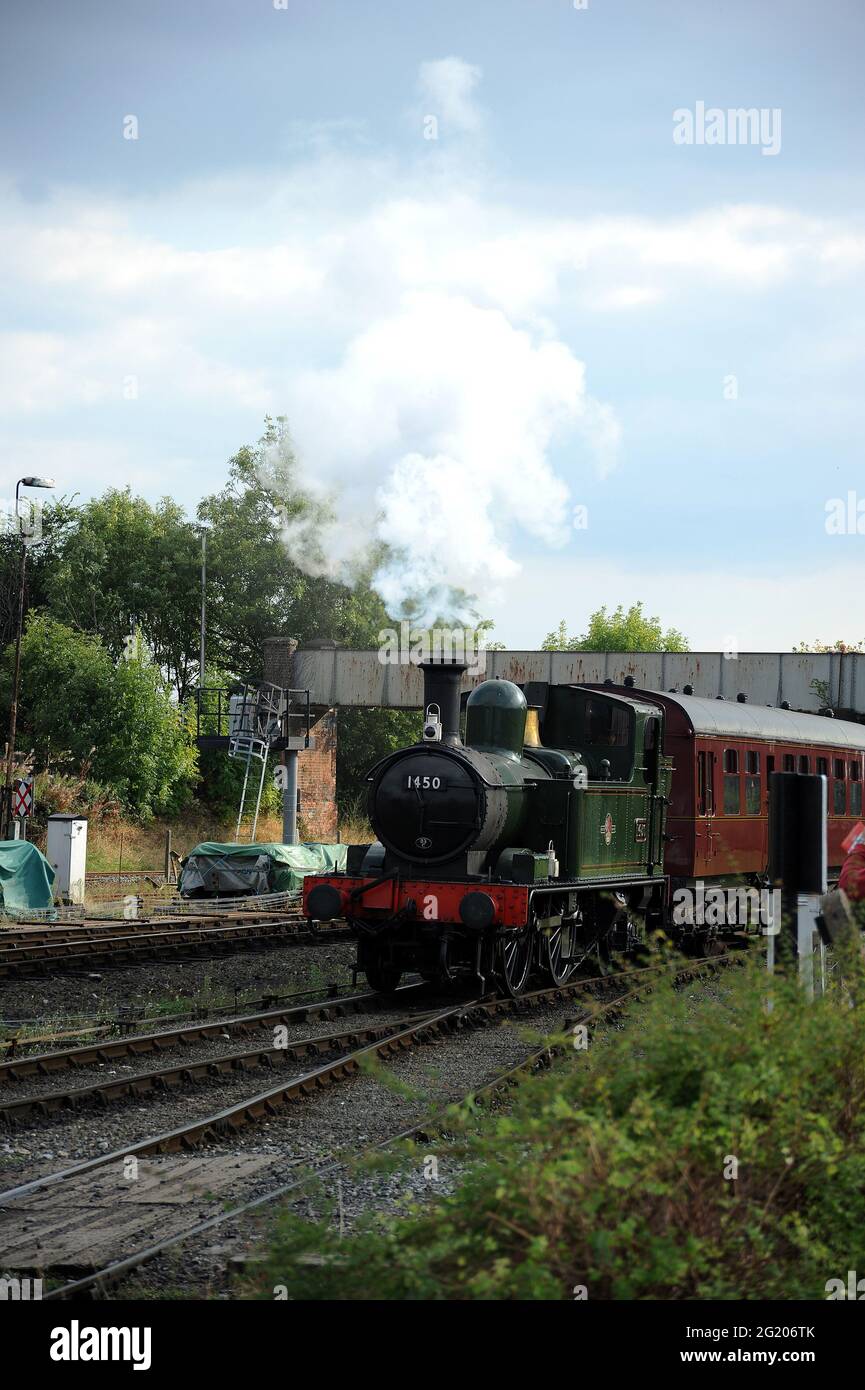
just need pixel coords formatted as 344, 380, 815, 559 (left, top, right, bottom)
794, 639, 865, 653
336, 707, 421, 818
542, 602, 690, 653
44, 489, 202, 701
0, 496, 78, 652
1, 615, 197, 818
252, 952, 865, 1300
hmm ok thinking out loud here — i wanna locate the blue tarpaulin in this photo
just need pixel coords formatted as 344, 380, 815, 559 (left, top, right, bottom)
0, 840, 56, 916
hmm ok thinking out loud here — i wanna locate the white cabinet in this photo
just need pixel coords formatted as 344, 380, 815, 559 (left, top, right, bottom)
46, 815, 88, 904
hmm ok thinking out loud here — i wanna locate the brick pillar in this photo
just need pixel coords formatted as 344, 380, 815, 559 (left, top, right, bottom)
261, 638, 338, 843
297, 711, 338, 841
262, 637, 298, 689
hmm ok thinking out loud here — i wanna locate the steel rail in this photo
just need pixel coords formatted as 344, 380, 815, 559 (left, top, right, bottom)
0, 920, 350, 978
0, 1013, 438, 1125
0, 956, 712, 1206
0, 912, 308, 947
37, 952, 733, 1300
0, 983, 428, 1083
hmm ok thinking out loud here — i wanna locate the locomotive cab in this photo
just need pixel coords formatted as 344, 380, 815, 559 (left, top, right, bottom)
541, 686, 636, 781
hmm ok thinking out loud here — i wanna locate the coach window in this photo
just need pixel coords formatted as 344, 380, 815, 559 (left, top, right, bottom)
850, 761, 862, 816
697, 750, 714, 815
817, 756, 828, 777
745, 750, 760, 815
798, 754, 810, 774
783, 753, 795, 772
723, 748, 740, 815
834, 758, 846, 815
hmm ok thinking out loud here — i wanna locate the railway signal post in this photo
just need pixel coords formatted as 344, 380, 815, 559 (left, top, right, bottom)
767, 770, 828, 996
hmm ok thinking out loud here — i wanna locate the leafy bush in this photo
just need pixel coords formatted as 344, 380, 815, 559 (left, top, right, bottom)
254, 950, 865, 1300
1, 615, 197, 819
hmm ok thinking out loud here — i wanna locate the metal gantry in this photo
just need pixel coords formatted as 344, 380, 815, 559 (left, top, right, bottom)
227, 681, 284, 841
194, 683, 313, 843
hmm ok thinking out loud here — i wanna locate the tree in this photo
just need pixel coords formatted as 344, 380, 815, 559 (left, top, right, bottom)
542, 603, 690, 653
793, 640, 865, 653
0, 496, 77, 653
43, 489, 203, 701
0, 615, 197, 818
197, 418, 394, 681
336, 708, 421, 821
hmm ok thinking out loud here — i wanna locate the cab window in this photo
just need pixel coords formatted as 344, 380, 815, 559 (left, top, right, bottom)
585, 699, 630, 747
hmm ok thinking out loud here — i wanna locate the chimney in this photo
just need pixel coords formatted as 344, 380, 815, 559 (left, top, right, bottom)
419, 660, 467, 746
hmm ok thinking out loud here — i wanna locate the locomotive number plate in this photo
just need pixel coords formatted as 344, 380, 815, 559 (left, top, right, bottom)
635, 817, 648, 842
406, 775, 446, 790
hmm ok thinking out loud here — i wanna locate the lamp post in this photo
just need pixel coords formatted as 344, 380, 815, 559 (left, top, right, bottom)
2, 476, 55, 840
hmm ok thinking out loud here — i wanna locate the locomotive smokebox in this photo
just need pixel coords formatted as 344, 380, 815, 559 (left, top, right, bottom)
419, 659, 467, 746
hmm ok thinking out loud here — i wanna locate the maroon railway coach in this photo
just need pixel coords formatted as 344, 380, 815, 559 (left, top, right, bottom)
596, 686, 865, 883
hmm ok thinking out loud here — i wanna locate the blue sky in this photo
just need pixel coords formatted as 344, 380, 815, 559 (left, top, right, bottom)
2, 0, 864, 649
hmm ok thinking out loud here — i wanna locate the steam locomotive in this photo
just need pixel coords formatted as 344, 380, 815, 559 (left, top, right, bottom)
303, 660, 865, 995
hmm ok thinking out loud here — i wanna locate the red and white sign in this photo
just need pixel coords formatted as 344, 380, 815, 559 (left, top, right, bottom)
12, 778, 33, 819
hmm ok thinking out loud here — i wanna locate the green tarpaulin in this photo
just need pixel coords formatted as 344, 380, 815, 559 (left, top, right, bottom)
0, 840, 56, 916
180, 842, 348, 896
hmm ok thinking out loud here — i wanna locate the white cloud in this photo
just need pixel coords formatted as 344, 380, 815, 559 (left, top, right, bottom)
417, 57, 485, 136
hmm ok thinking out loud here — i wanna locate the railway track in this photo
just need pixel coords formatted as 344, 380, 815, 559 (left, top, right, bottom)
0, 913, 349, 978
0, 1013, 438, 1126
0, 982, 425, 1084
0, 953, 732, 1295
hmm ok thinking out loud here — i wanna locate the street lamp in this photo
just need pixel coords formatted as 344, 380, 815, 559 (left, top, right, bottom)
2, 476, 55, 839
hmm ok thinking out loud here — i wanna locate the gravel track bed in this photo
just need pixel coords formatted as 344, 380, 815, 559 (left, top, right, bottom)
114, 998, 596, 1298
0, 939, 357, 1024
1, 972, 728, 1297
110, 975, 731, 1299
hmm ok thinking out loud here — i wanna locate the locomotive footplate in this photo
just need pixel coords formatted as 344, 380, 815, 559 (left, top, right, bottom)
303, 872, 663, 931
304, 873, 533, 929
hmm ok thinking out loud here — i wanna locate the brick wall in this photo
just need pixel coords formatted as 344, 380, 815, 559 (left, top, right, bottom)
262, 638, 338, 843
297, 710, 337, 842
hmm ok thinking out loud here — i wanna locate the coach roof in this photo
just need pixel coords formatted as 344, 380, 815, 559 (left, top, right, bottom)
601, 687, 865, 751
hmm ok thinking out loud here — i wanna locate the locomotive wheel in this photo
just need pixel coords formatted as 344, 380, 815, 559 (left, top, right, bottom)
496, 928, 533, 997
542, 908, 582, 986
364, 957, 403, 994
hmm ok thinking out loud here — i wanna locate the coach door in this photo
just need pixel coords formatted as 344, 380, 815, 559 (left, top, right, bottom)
695, 748, 716, 867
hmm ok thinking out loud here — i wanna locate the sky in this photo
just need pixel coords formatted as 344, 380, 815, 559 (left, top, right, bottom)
1, 0, 864, 650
